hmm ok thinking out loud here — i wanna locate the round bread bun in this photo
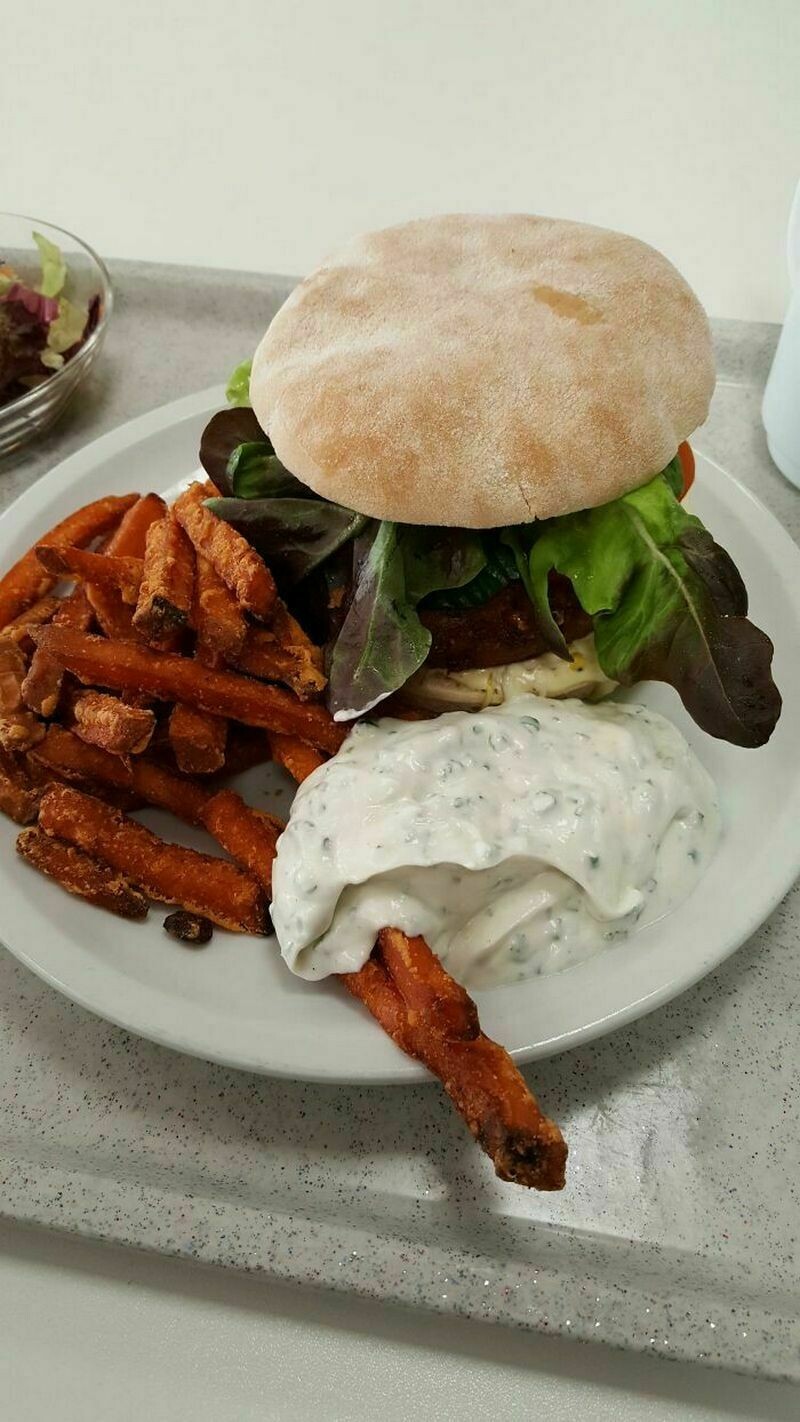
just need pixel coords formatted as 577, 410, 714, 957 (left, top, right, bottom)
250, 213, 714, 528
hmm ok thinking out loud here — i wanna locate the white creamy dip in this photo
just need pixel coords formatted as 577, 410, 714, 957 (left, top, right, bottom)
271, 695, 720, 989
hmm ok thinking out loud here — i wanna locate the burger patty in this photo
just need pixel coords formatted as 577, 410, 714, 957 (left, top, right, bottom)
420, 576, 592, 670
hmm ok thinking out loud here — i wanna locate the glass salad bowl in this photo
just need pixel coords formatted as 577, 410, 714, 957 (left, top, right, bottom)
0, 213, 113, 460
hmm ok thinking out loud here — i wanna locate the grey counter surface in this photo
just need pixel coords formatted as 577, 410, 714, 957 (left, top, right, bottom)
0, 262, 798, 1381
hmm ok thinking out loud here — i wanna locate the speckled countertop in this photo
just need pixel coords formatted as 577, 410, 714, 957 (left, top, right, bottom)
0, 264, 798, 1381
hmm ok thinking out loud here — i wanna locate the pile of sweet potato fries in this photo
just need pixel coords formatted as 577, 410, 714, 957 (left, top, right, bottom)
0, 482, 566, 1189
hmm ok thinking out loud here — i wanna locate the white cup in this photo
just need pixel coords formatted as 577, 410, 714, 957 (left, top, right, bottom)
762, 180, 800, 490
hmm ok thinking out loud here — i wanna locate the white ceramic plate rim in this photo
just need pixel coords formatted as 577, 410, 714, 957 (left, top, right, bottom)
0, 387, 799, 1084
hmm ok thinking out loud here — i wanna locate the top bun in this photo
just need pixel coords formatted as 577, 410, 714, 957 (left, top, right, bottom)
250, 214, 714, 528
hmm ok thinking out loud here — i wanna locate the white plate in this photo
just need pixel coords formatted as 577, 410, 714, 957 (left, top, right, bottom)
1, 388, 799, 1083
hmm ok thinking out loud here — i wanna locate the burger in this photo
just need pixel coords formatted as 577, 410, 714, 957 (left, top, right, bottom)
199, 214, 780, 748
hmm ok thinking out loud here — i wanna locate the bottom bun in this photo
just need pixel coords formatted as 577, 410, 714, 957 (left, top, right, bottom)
405, 635, 617, 712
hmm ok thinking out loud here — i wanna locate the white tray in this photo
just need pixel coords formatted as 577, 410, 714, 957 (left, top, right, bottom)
1, 262, 798, 1380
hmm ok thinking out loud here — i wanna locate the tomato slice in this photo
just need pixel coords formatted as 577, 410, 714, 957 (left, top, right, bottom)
678, 441, 695, 500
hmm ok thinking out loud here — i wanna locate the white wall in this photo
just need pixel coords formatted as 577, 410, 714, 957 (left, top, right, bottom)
5, 1, 798, 321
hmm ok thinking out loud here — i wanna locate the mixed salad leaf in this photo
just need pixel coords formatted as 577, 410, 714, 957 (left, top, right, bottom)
32, 231, 67, 299
198, 405, 266, 493
328, 523, 486, 716
529, 475, 781, 747
207, 493, 367, 587
200, 363, 781, 744
0, 230, 99, 405
225, 357, 253, 408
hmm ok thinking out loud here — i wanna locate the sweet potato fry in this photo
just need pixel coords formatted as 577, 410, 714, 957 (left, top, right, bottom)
377, 925, 479, 1040
35, 545, 143, 604
343, 929, 568, 1191
272, 601, 324, 660
131, 760, 207, 823
22, 587, 93, 717
0, 493, 139, 630
24, 754, 143, 814
274, 601, 326, 681
29, 725, 209, 826
343, 952, 410, 1040
107, 493, 167, 558
16, 827, 149, 921
38, 784, 269, 933
173, 481, 276, 622
32, 627, 346, 754
170, 552, 235, 771
86, 493, 165, 641
168, 702, 227, 774
0, 712, 45, 753
238, 626, 327, 700
239, 601, 326, 699
71, 691, 156, 756
22, 733, 143, 813
0, 595, 61, 649
0, 640, 44, 751
163, 910, 213, 945
202, 788, 281, 896
0, 639, 26, 713
168, 552, 233, 769
193, 553, 247, 663
86, 585, 136, 641
0, 750, 41, 824
132, 514, 195, 643
267, 732, 326, 784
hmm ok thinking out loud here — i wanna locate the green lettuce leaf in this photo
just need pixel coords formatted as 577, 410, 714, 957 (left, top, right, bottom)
226, 441, 312, 500
529, 474, 781, 746
33, 231, 67, 299
423, 535, 514, 610
225, 358, 252, 407
45, 295, 89, 360
661, 452, 684, 500
328, 524, 486, 718
402, 527, 485, 602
